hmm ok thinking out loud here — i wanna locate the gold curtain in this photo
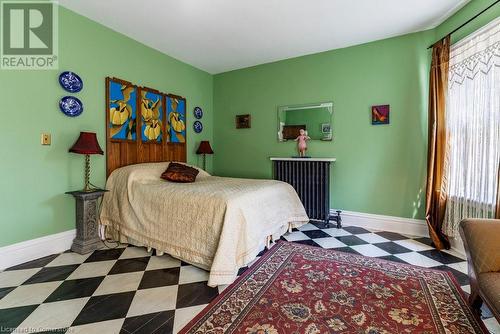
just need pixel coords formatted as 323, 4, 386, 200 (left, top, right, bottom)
425, 36, 451, 250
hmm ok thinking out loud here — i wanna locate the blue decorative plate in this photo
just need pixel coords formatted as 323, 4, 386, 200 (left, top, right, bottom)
193, 106, 203, 119
59, 71, 83, 93
59, 96, 83, 117
193, 121, 203, 133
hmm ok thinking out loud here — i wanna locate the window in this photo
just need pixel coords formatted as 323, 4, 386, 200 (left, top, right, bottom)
443, 18, 500, 237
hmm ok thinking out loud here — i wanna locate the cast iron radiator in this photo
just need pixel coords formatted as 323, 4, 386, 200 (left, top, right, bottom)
273, 159, 338, 227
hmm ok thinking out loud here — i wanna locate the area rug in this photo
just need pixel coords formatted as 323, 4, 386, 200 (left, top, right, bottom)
180, 241, 487, 334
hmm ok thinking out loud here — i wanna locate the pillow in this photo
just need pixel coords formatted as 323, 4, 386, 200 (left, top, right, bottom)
161, 162, 199, 183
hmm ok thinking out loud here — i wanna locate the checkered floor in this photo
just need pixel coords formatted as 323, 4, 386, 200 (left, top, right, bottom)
0, 222, 498, 334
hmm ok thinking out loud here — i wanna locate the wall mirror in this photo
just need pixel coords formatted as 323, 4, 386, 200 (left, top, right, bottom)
277, 102, 333, 141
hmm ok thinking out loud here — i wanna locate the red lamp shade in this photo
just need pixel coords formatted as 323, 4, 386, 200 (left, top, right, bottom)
69, 132, 103, 155
196, 141, 214, 155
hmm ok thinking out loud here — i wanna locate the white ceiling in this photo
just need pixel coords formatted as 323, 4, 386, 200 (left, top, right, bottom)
59, 0, 469, 74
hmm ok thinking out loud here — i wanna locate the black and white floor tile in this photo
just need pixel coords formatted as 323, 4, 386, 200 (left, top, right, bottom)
0, 222, 498, 334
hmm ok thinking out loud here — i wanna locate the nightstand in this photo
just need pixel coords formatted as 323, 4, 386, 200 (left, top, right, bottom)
66, 189, 108, 254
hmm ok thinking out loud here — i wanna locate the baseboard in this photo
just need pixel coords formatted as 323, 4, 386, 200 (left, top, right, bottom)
0, 229, 76, 270
330, 209, 429, 237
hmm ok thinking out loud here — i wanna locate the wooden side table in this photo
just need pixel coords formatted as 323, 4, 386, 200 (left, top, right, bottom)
66, 189, 107, 254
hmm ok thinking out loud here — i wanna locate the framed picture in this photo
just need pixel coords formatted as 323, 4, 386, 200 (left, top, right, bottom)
139, 87, 163, 143
371, 105, 390, 125
167, 94, 186, 143
236, 114, 251, 129
321, 123, 331, 133
107, 77, 137, 141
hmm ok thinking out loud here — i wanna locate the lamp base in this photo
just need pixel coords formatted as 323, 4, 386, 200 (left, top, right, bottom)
82, 185, 98, 192
81, 154, 96, 192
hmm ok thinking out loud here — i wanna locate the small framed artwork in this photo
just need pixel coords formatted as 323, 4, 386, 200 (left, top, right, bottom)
371, 105, 390, 125
236, 114, 251, 129
321, 123, 331, 133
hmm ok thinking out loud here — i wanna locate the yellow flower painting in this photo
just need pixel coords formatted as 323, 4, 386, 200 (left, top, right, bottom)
108, 79, 137, 140
140, 90, 163, 142
167, 96, 186, 143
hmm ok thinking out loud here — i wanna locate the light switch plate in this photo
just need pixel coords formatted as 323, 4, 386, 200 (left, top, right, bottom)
41, 133, 51, 145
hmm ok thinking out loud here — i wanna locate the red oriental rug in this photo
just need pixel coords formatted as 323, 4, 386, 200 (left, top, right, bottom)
180, 241, 487, 334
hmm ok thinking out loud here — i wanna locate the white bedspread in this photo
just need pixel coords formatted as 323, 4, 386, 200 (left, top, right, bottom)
99, 162, 308, 286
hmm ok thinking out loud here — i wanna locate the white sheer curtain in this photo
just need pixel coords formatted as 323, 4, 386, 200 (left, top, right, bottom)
443, 18, 500, 237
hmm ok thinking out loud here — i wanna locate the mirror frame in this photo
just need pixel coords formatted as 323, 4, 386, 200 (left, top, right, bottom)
277, 101, 333, 142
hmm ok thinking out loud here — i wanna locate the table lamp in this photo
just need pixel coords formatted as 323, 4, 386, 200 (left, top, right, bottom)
196, 140, 214, 171
69, 132, 103, 192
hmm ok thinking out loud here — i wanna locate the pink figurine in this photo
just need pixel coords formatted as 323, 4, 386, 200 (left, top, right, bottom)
295, 129, 310, 157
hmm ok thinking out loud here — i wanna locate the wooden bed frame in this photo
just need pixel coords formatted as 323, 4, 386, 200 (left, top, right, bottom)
105, 77, 187, 177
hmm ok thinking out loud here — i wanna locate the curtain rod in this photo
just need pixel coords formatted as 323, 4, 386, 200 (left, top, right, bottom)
427, 0, 500, 49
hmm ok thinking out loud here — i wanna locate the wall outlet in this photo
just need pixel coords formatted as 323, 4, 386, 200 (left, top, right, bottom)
41, 133, 51, 145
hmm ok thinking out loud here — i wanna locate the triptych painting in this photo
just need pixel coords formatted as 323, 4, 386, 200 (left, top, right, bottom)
106, 77, 186, 143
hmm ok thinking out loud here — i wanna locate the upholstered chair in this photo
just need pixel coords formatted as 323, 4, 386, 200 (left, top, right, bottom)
459, 219, 500, 321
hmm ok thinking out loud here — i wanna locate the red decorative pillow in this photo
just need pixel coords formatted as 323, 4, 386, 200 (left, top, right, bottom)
161, 163, 199, 183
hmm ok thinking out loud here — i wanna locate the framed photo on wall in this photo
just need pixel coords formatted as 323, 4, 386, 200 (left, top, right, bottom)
236, 114, 251, 129
321, 123, 331, 133
371, 104, 390, 125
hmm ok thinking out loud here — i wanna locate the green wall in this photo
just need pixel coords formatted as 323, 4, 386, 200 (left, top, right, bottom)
435, 0, 500, 45
212, 0, 500, 220
0, 6, 213, 247
213, 31, 433, 219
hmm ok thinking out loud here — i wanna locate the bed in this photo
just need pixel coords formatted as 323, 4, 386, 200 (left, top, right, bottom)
100, 162, 309, 286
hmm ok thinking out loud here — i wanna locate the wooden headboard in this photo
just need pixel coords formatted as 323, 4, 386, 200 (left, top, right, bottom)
105, 77, 187, 177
